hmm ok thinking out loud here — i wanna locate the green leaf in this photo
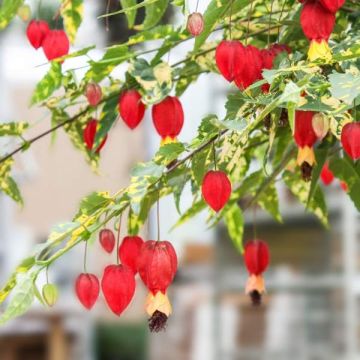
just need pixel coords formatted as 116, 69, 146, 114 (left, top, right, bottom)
224, 204, 244, 254
329, 71, 360, 105
155, 142, 185, 165
78, 191, 112, 216
280, 81, 301, 104
120, 0, 137, 28
0, 158, 23, 204
191, 146, 211, 186
171, 199, 206, 230
31, 63, 63, 105
60, 0, 84, 44
283, 170, 328, 227
0, 122, 28, 137
0, 0, 24, 29
257, 183, 282, 222
136, 0, 168, 30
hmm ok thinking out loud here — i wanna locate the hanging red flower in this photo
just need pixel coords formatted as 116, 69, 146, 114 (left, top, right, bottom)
341, 122, 360, 161
85, 83, 102, 107
300, 0, 335, 61
26, 20, 49, 49
119, 235, 144, 274
101, 264, 136, 316
202, 170, 232, 212
294, 110, 318, 181
137, 240, 177, 332
319, 0, 345, 13
152, 96, 184, 145
215, 40, 244, 82
187, 12, 204, 37
244, 240, 270, 305
118, 90, 146, 130
99, 229, 115, 253
320, 162, 334, 185
234, 45, 263, 90
42, 30, 70, 61
83, 119, 107, 153
75, 273, 100, 310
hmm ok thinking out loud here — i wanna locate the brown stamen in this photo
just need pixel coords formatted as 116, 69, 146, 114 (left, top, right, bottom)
264, 115, 272, 131
148, 310, 168, 332
279, 109, 289, 128
249, 290, 262, 306
301, 162, 313, 182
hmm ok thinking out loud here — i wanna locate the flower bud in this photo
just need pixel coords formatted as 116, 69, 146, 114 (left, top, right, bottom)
17, 5, 31, 21
312, 113, 329, 140
85, 83, 102, 107
186, 12, 204, 37
42, 284, 58, 307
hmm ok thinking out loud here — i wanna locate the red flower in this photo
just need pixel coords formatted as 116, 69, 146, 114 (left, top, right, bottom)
319, 0, 345, 13
137, 240, 177, 332
187, 12, 204, 37
119, 236, 144, 274
75, 273, 100, 310
42, 30, 70, 61
26, 20, 49, 49
244, 240, 270, 305
202, 170, 232, 212
152, 96, 184, 144
340, 181, 348, 192
85, 83, 102, 107
341, 122, 360, 160
83, 119, 107, 153
215, 40, 244, 82
99, 229, 115, 253
118, 90, 146, 129
101, 264, 136, 316
320, 162, 334, 185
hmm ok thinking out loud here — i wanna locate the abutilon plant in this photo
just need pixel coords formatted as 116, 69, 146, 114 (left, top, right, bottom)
99, 228, 115, 253
118, 90, 146, 130
83, 119, 107, 153
294, 110, 318, 181
300, 0, 335, 61
26, 20, 49, 49
244, 240, 270, 306
152, 96, 184, 145
119, 235, 144, 274
85, 83, 102, 107
137, 240, 178, 332
341, 122, 360, 161
187, 12, 204, 37
42, 29, 70, 61
75, 273, 100, 310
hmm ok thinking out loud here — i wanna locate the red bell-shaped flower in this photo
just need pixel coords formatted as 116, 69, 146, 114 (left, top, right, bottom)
319, 0, 345, 13
320, 162, 334, 185
201, 170, 232, 212
85, 83, 102, 107
234, 45, 263, 90
215, 40, 244, 82
26, 20, 49, 49
83, 119, 107, 153
118, 90, 146, 129
101, 264, 136, 316
244, 240, 270, 305
187, 12, 204, 37
152, 96, 184, 145
137, 240, 177, 332
75, 273, 100, 310
99, 229, 115, 253
300, 0, 335, 61
119, 235, 144, 274
42, 30, 70, 61
294, 110, 318, 181
341, 122, 360, 160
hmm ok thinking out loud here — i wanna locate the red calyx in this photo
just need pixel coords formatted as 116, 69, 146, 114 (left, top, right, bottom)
201, 170, 232, 212
294, 111, 318, 148
26, 20, 50, 49
341, 122, 360, 160
300, 1, 335, 41
187, 12, 204, 37
152, 96, 184, 141
137, 240, 177, 294
215, 40, 244, 82
85, 83, 102, 107
42, 30, 70, 61
75, 273, 100, 310
83, 119, 107, 153
320, 162, 334, 185
99, 229, 115, 253
101, 264, 136, 316
244, 240, 270, 276
119, 90, 146, 129
234, 45, 263, 91
119, 235, 144, 274
319, 0, 345, 13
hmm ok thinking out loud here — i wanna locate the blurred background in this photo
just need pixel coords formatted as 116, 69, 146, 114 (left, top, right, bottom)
0, 1, 359, 359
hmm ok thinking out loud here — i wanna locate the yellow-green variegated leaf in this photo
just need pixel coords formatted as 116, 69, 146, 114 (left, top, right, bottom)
135, 0, 168, 31
0, 158, 23, 204
0, 0, 24, 29
60, 0, 84, 44
0, 122, 29, 137
120, 0, 137, 28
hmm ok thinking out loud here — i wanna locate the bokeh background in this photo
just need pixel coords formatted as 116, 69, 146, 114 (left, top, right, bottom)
0, 1, 358, 359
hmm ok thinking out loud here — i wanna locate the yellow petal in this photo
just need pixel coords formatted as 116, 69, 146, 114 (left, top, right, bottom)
297, 146, 316, 166
145, 292, 172, 317
308, 40, 332, 62
245, 275, 266, 295
160, 136, 177, 146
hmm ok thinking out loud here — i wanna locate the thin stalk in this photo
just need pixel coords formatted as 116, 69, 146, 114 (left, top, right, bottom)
116, 214, 122, 264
